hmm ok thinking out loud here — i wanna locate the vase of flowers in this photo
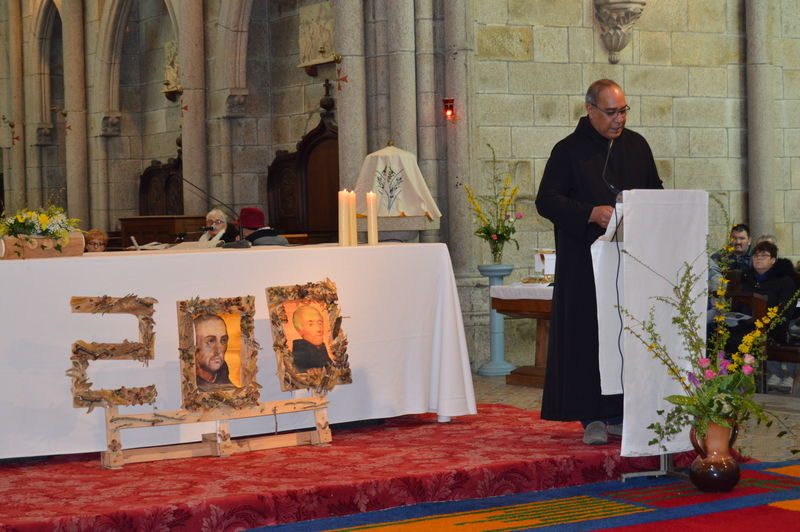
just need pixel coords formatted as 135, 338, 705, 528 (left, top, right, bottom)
623, 233, 799, 492
464, 144, 523, 265
0, 206, 83, 259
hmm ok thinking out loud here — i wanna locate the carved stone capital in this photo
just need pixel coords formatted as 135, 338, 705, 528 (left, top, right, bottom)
35, 126, 54, 146
593, 0, 646, 64
100, 115, 121, 137
225, 93, 248, 117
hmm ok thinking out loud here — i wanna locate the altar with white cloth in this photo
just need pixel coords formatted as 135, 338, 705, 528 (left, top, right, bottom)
0, 242, 476, 459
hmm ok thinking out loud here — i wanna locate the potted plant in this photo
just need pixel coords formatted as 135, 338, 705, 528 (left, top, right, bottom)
464, 144, 523, 264
0, 206, 83, 259
622, 237, 799, 492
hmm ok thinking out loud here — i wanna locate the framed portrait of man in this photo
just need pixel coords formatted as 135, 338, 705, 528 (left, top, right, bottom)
177, 296, 260, 410
267, 279, 351, 392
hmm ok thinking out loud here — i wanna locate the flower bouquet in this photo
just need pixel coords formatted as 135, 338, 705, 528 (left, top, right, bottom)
464, 144, 523, 264
0, 206, 83, 259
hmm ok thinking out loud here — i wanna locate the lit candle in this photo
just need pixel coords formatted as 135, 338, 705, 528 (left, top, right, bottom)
348, 190, 358, 246
366, 191, 378, 245
338, 190, 348, 246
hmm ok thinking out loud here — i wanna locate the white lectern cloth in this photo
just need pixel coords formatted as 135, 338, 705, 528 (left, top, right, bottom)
620, 190, 708, 456
355, 145, 442, 219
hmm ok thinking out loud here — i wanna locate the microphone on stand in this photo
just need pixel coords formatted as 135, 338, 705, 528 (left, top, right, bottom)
180, 176, 251, 248
600, 139, 621, 201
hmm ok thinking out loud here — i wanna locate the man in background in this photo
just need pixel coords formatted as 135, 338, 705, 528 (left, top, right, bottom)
239, 207, 289, 246
712, 223, 752, 273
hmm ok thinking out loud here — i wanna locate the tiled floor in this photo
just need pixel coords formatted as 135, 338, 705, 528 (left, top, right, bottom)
472, 375, 800, 462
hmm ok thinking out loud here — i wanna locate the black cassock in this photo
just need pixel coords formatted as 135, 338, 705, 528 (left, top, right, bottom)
535, 116, 662, 422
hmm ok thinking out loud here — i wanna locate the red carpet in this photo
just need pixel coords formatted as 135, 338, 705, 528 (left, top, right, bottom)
0, 404, 667, 530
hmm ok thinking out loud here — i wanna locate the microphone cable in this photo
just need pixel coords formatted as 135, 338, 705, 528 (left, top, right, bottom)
600, 138, 626, 394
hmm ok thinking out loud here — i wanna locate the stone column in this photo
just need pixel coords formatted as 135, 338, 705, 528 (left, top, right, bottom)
387, 0, 417, 154
61, 0, 90, 226
7, 0, 26, 210
415, 0, 441, 242
443, 0, 474, 275
745, 2, 775, 239
178, 1, 208, 214
334, 0, 368, 188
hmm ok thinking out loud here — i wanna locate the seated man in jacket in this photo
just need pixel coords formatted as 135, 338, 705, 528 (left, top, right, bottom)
239, 207, 289, 246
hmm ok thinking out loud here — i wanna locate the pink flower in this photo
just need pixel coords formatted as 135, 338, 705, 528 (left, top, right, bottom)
704, 369, 716, 380
743, 354, 755, 365
698, 357, 711, 368
742, 365, 754, 375
515, 212, 524, 219
491, 234, 498, 241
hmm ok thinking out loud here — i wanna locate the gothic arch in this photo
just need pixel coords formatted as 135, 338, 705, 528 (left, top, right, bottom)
212, 0, 252, 112
28, 0, 58, 126
95, 0, 134, 115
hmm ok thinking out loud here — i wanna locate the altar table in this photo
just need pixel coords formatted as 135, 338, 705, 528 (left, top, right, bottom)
0, 243, 476, 459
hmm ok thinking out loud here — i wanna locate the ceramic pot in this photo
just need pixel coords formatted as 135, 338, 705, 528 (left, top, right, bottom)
689, 421, 740, 492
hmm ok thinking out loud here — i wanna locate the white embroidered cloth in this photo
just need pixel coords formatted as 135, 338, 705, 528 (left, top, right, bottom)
354, 146, 442, 219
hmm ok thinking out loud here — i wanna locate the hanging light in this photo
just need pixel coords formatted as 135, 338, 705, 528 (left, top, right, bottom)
443, 98, 456, 122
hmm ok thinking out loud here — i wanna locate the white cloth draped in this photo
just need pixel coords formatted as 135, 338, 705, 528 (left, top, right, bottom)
354, 146, 442, 219
593, 189, 708, 457
0, 243, 475, 459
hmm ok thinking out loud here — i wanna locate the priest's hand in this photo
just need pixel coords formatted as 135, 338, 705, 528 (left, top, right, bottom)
589, 205, 614, 228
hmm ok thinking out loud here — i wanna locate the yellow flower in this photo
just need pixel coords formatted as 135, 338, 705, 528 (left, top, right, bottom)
754, 319, 763, 329
728, 363, 739, 372
38, 213, 50, 229
767, 307, 778, 319
715, 314, 725, 323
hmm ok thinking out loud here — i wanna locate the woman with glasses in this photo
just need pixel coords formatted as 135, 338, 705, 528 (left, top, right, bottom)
199, 208, 239, 245
738, 241, 799, 391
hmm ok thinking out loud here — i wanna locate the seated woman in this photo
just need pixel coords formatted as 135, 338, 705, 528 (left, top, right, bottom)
199, 208, 239, 245
726, 241, 797, 385
84, 228, 108, 252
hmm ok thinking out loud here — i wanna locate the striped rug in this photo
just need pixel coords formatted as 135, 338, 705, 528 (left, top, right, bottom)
257, 461, 800, 531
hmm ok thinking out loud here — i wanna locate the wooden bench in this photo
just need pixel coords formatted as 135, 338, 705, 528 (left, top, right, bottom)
728, 289, 800, 394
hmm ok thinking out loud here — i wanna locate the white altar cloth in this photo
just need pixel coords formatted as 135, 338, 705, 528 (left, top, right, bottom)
490, 283, 553, 301
0, 243, 476, 459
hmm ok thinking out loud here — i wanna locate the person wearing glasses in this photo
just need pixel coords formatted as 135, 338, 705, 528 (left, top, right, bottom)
199, 208, 239, 245
735, 240, 799, 391
534, 79, 663, 445
84, 228, 108, 252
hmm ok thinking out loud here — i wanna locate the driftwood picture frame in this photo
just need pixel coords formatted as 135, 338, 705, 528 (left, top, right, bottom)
69, 295, 158, 412
267, 278, 351, 393
177, 296, 260, 411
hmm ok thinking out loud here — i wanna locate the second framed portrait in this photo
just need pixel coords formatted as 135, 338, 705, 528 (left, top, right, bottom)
267, 279, 351, 392
177, 296, 260, 411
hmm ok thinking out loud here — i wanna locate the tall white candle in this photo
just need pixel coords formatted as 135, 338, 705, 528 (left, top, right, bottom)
338, 190, 348, 246
366, 191, 378, 245
348, 190, 358, 246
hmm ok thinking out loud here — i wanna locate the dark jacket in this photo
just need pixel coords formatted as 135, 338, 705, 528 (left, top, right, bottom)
291, 339, 330, 372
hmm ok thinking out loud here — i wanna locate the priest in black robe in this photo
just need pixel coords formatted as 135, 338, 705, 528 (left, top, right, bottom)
535, 79, 663, 444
